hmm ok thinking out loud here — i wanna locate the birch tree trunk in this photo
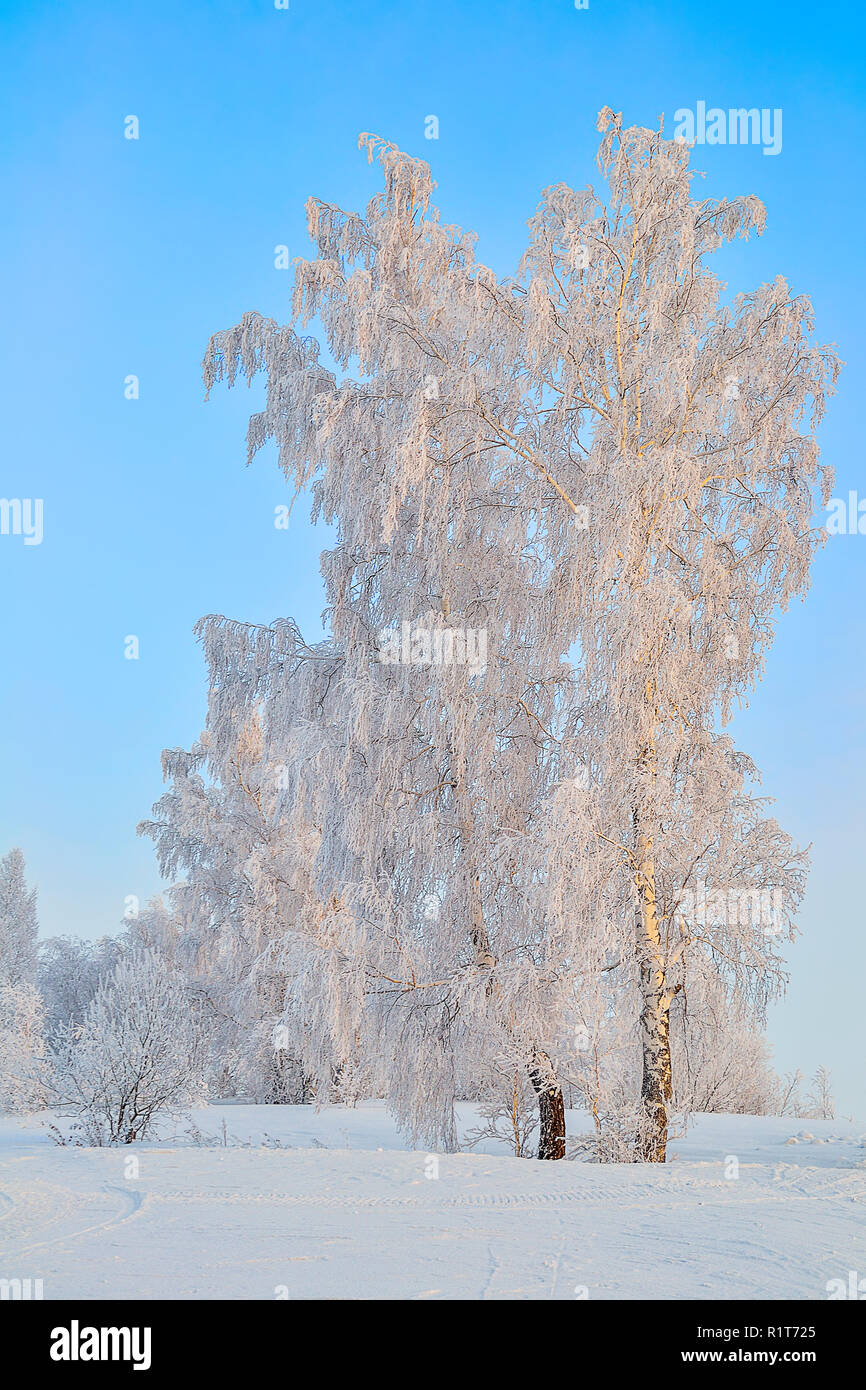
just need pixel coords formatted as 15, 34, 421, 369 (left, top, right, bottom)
633, 662, 672, 1163
634, 818, 672, 1162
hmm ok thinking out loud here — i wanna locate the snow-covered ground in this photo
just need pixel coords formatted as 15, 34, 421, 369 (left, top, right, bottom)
1, 1104, 864, 1300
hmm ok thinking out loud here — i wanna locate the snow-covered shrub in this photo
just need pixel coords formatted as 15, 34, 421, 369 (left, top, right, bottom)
0, 979, 47, 1113
776, 1066, 835, 1120
46, 949, 206, 1145
464, 1065, 539, 1157
805, 1066, 835, 1120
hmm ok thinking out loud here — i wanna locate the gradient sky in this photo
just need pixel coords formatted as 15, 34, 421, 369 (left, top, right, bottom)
1, 0, 863, 1112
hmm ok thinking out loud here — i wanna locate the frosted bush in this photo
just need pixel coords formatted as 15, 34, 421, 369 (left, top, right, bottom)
46, 950, 206, 1145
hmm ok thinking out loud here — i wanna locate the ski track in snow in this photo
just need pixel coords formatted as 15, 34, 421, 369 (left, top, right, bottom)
0, 1171, 148, 1258
0, 1105, 864, 1300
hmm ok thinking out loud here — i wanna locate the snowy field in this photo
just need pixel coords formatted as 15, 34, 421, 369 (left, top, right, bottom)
1, 1104, 864, 1300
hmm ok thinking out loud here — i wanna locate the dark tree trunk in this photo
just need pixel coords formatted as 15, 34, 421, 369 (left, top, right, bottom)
528, 1049, 566, 1160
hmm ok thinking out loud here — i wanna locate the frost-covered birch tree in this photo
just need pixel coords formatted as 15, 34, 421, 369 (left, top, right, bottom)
517, 109, 837, 1157
198, 111, 835, 1160
201, 368, 578, 1146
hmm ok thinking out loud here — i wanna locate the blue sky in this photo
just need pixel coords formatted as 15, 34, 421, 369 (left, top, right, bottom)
1, 0, 863, 1112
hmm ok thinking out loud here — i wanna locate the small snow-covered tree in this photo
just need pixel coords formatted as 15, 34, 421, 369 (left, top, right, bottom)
0, 848, 38, 986
47, 949, 206, 1145
805, 1065, 835, 1120
777, 1068, 807, 1117
0, 979, 46, 1113
0, 851, 44, 1111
